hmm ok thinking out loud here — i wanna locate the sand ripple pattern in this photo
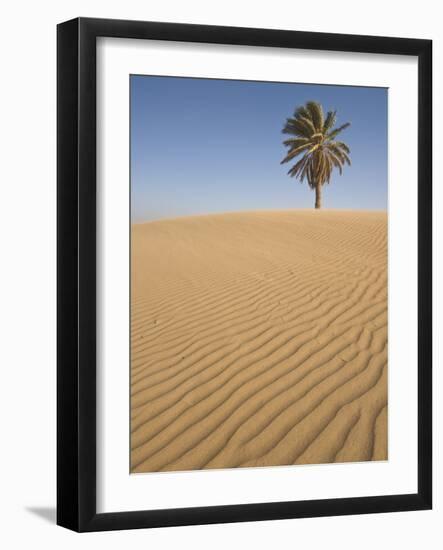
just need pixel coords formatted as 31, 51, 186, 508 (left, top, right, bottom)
131, 210, 388, 472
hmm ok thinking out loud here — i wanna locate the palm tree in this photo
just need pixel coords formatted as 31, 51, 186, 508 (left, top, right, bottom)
281, 101, 351, 209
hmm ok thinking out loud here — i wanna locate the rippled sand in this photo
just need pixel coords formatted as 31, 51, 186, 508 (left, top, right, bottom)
130, 210, 387, 473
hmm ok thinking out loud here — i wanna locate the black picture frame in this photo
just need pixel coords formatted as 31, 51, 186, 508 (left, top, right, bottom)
57, 17, 432, 532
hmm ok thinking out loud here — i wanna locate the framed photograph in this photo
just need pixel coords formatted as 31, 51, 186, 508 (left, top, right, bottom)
57, 17, 432, 532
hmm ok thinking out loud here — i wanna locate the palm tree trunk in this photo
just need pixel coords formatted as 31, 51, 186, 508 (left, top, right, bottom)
314, 183, 322, 209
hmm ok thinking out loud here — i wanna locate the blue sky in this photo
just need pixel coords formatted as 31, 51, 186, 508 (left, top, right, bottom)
131, 75, 387, 222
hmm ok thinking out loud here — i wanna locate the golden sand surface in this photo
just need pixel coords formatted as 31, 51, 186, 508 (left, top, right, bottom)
130, 210, 387, 473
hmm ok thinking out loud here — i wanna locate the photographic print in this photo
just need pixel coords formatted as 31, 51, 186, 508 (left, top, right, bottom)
130, 75, 388, 474
57, 18, 432, 531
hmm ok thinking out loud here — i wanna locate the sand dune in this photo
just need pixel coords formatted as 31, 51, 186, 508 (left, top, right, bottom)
130, 210, 387, 473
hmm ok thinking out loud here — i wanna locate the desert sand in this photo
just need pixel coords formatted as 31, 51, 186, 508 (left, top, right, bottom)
130, 210, 387, 473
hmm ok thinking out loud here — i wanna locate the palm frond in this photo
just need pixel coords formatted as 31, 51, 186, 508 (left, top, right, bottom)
282, 118, 312, 138
294, 105, 310, 119
306, 101, 324, 132
323, 110, 337, 133
297, 115, 317, 136
282, 137, 309, 147
280, 143, 312, 164
328, 143, 351, 166
326, 122, 351, 140
288, 155, 308, 178
326, 150, 344, 175
334, 141, 351, 154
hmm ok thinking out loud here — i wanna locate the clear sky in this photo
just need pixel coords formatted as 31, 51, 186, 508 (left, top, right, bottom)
130, 75, 387, 222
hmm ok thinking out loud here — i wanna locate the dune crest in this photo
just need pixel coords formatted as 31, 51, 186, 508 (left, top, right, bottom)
130, 210, 388, 473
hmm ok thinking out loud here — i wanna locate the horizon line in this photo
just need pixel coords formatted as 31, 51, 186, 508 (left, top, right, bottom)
132, 207, 388, 226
